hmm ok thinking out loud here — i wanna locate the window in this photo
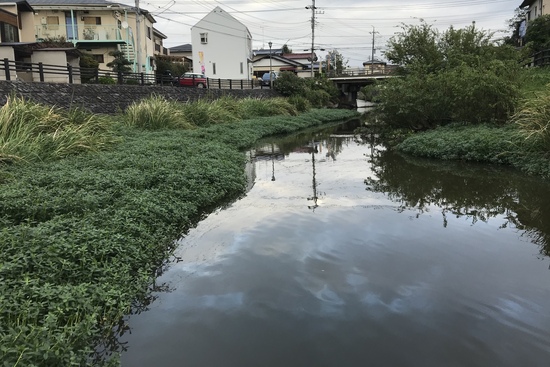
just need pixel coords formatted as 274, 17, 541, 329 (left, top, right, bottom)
83, 17, 101, 25
212, 62, 216, 75
200, 32, 208, 44
92, 54, 104, 63
1, 22, 18, 42
147, 26, 151, 39
46, 16, 59, 25
240, 62, 243, 74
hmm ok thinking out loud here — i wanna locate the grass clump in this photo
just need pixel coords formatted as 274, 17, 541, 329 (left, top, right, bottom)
513, 85, 550, 150
124, 95, 192, 130
0, 95, 115, 163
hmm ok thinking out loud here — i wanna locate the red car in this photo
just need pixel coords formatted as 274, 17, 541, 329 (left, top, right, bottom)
177, 73, 207, 88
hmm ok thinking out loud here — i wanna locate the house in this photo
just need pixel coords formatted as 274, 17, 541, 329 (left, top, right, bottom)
191, 6, 252, 79
363, 58, 387, 74
520, 0, 549, 21
252, 48, 283, 61
0, 0, 164, 76
169, 43, 192, 71
252, 54, 309, 78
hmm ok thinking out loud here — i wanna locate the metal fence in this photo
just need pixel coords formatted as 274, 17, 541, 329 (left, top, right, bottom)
0, 59, 269, 90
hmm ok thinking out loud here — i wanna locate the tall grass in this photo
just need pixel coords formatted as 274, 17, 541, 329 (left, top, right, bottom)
124, 95, 193, 130
513, 86, 550, 150
0, 95, 115, 163
125, 95, 300, 129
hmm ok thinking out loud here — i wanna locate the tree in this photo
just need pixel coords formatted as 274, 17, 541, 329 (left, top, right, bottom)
525, 14, 550, 53
375, 22, 522, 130
282, 44, 292, 54
503, 7, 528, 47
106, 50, 132, 72
384, 21, 442, 73
325, 49, 347, 76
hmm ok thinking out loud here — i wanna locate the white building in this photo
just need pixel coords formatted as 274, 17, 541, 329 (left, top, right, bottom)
191, 6, 252, 80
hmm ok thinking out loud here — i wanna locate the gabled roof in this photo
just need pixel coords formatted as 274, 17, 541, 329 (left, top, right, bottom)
192, 6, 251, 38
252, 54, 305, 67
153, 27, 166, 39
253, 48, 283, 56
170, 43, 192, 52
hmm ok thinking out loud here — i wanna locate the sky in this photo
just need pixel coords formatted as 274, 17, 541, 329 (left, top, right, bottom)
122, 0, 523, 67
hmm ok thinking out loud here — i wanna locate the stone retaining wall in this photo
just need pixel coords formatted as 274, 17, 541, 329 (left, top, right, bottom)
0, 81, 279, 114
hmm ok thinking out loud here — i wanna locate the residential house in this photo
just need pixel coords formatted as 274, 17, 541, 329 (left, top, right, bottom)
252, 47, 283, 62
152, 27, 168, 57
252, 54, 308, 78
283, 52, 319, 77
169, 43, 192, 71
0, 0, 164, 76
520, 0, 549, 21
362, 58, 387, 74
191, 6, 252, 79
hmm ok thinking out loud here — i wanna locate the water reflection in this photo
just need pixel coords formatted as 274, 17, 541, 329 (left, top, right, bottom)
121, 120, 550, 367
364, 148, 550, 256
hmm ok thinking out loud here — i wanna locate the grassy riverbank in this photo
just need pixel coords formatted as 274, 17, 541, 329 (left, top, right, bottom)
369, 68, 550, 179
0, 96, 358, 366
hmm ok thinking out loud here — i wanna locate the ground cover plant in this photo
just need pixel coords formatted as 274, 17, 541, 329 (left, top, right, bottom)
0, 99, 358, 366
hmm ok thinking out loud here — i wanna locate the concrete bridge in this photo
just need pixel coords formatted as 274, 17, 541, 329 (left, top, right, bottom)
327, 70, 395, 107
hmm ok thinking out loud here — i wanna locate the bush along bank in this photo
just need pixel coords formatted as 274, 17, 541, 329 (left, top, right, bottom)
0, 102, 358, 366
360, 21, 550, 179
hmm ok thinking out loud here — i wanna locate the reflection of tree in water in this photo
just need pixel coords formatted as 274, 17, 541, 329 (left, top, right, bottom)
364, 149, 550, 256
269, 119, 361, 159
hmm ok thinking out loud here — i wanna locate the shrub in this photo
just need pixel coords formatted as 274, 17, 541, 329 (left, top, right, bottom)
98, 76, 116, 85
287, 95, 311, 112
273, 71, 306, 96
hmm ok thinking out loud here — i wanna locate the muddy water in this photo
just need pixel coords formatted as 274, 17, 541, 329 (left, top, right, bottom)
121, 120, 550, 367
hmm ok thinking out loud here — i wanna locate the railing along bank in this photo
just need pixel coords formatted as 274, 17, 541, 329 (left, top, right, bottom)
0, 59, 268, 90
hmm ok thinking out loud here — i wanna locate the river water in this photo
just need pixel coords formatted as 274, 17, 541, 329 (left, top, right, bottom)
121, 119, 550, 366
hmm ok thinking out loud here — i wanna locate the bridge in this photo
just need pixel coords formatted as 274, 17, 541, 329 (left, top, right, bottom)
326, 67, 396, 107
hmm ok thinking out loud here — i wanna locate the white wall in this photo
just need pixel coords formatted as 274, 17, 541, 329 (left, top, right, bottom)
192, 7, 251, 80
0, 47, 15, 81
31, 50, 69, 83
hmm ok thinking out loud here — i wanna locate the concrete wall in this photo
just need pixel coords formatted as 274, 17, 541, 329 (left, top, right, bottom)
0, 81, 279, 114
31, 50, 70, 83
0, 48, 15, 81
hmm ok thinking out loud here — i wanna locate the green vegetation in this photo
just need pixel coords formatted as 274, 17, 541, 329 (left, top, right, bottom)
274, 71, 339, 107
360, 21, 549, 179
0, 94, 358, 366
376, 22, 521, 130
0, 95, 115, 164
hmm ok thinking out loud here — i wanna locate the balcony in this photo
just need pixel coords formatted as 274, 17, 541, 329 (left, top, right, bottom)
35, 24, 128, 44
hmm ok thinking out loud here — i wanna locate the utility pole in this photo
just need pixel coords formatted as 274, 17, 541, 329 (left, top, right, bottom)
135, 0, 142, 74
369, 26, 378, 75
306, 0, 316, 78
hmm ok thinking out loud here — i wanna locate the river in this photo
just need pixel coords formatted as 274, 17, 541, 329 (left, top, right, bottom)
120, 119, 550, 366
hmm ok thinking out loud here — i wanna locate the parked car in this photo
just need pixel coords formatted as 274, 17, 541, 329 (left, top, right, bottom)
177, 72, 207, 88
260, 72, 277, 87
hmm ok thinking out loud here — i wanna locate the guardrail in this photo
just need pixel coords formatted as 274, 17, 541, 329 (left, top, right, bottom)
0, 59, 268, 90
531, 49, 550, 67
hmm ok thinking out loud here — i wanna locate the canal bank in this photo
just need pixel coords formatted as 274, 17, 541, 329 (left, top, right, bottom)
0, 109, 358, 366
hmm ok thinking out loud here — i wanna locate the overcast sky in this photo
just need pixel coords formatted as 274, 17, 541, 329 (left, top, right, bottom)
123, 0, 522, 67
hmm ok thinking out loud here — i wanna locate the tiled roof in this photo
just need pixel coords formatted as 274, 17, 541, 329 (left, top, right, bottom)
170, 44, 192, 52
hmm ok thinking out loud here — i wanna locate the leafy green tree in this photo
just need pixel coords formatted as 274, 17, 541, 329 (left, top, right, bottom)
384, 21, 443, 73
525, 14, 550, 53
282, 44, 292, 54
325, 49, 347, 75
376, 22, 521, 130
106, 50, 132, 72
